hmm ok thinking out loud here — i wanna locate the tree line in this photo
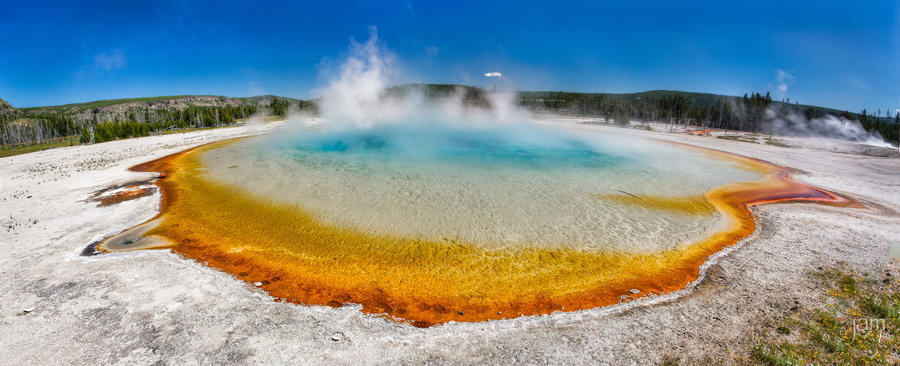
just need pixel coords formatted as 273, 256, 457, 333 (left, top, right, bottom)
857, 109, 900, 145
1, 97, 313, 146
0, 113, 77, 146
519, 89, 899, 144
2, 88, 897, 147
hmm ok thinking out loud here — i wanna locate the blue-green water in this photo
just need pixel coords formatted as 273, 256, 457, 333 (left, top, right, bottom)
200, 122, 762, 252
280, 123, 627, 170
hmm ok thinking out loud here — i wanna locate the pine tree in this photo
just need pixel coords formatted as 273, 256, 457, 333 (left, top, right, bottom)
79, 126, 92, 144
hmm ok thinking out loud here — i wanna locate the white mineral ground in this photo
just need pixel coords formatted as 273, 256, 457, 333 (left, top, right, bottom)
1, 119, 898, 365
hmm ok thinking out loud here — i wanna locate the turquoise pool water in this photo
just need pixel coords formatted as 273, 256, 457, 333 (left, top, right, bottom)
199, 122, 762, 252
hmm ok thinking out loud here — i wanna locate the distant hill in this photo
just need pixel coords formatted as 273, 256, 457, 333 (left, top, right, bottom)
1, 94, 313, 146
21, 94, 309, 120
1, 85, 896, 147
393, 84, 897, 144
390, 84, 866, 120
0, 97, 12, 111
0, 97, 16, 118
516, 89, 856, 120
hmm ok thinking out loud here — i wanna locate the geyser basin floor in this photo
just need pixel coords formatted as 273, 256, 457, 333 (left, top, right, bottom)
98, 128, 855, 326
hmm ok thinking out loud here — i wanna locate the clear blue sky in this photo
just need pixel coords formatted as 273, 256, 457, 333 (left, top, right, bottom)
1, 1, 897, 114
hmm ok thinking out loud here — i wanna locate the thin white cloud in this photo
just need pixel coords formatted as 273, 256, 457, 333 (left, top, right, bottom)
848, 77, 868, 90
775, 69, 795, 95
484, 72, 502, 78
75, 49, 127, 79
93, 50, 126, 71
425, 46, 439, 56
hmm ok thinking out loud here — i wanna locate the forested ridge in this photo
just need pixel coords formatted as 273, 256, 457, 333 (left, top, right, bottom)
391, 84, 898, 144
516, 89, 898, 144
1, 85, 897, 149
0, 95, 314, 146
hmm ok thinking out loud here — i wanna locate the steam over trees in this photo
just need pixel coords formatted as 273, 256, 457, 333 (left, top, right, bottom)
1, 87, 896, 148
518, 88, 897, 142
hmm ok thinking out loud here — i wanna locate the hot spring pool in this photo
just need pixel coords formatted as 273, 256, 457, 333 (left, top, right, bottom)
203, 124, 759, 252
101, 123, 851, 326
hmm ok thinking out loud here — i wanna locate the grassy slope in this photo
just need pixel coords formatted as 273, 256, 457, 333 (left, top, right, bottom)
19, 94, 308, 114
21, 95, 207, 113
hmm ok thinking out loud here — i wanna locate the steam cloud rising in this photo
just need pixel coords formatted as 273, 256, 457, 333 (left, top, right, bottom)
295, 28, 896, 150
310, 28, 531, 131
271, 26, 617, 163
766, 108, 893, 148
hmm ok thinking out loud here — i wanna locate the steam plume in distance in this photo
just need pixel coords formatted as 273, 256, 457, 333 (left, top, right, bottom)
766, 108, 894, 148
